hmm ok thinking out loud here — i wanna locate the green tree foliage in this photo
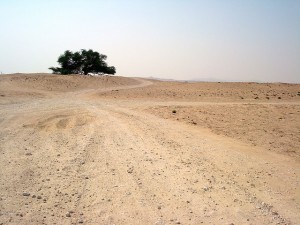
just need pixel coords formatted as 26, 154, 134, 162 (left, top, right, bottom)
49, 49, 116, 75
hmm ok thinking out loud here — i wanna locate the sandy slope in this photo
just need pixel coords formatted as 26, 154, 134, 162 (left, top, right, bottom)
0, 74, 299, 225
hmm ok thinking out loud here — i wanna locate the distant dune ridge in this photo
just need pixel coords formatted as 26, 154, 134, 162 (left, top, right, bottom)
0, 73, 139, 93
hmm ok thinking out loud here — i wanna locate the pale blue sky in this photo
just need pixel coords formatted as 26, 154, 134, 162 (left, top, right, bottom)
0, 0, 299, 82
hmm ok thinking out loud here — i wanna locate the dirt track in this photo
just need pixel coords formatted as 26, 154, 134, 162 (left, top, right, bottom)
0, 74, 299, 224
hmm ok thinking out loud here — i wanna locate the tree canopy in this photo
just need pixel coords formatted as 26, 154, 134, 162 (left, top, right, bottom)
49, 49, 116, 75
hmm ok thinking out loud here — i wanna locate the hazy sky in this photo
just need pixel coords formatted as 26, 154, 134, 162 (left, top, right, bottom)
0, 0, 299, 83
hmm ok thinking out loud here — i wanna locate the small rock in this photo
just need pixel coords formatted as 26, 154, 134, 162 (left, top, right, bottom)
22, 192, 30, 196
66, 212, 71, 217
127, 167, 134, 174
203, 186, 209, 191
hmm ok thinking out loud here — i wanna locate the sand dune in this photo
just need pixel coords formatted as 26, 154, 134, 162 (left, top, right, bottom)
0, 74, 299, 224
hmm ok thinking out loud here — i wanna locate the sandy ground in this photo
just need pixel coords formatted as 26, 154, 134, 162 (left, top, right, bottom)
0, 74, 299, 225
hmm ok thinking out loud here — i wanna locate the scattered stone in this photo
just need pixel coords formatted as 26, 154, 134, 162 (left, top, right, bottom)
127, 167, 134, 174
22, 192, 30, 196
66, 212, 71, 217
154, 219, 165, 225
37, 196, 42, 199
78, 220, 84, 223
203, 186, 209, 191
25, 153, 32, 156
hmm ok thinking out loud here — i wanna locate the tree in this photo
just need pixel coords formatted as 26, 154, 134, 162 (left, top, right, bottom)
49, 49, 116, 75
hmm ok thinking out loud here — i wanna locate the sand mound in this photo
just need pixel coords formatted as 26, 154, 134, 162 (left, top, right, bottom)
0, 73, 141, 104
0, 73, 140, 96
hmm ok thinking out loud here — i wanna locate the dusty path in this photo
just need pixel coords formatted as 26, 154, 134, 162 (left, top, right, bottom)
0, 76, 299, 225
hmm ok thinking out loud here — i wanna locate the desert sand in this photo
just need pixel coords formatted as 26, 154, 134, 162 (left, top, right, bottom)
0, 73, 299, 225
